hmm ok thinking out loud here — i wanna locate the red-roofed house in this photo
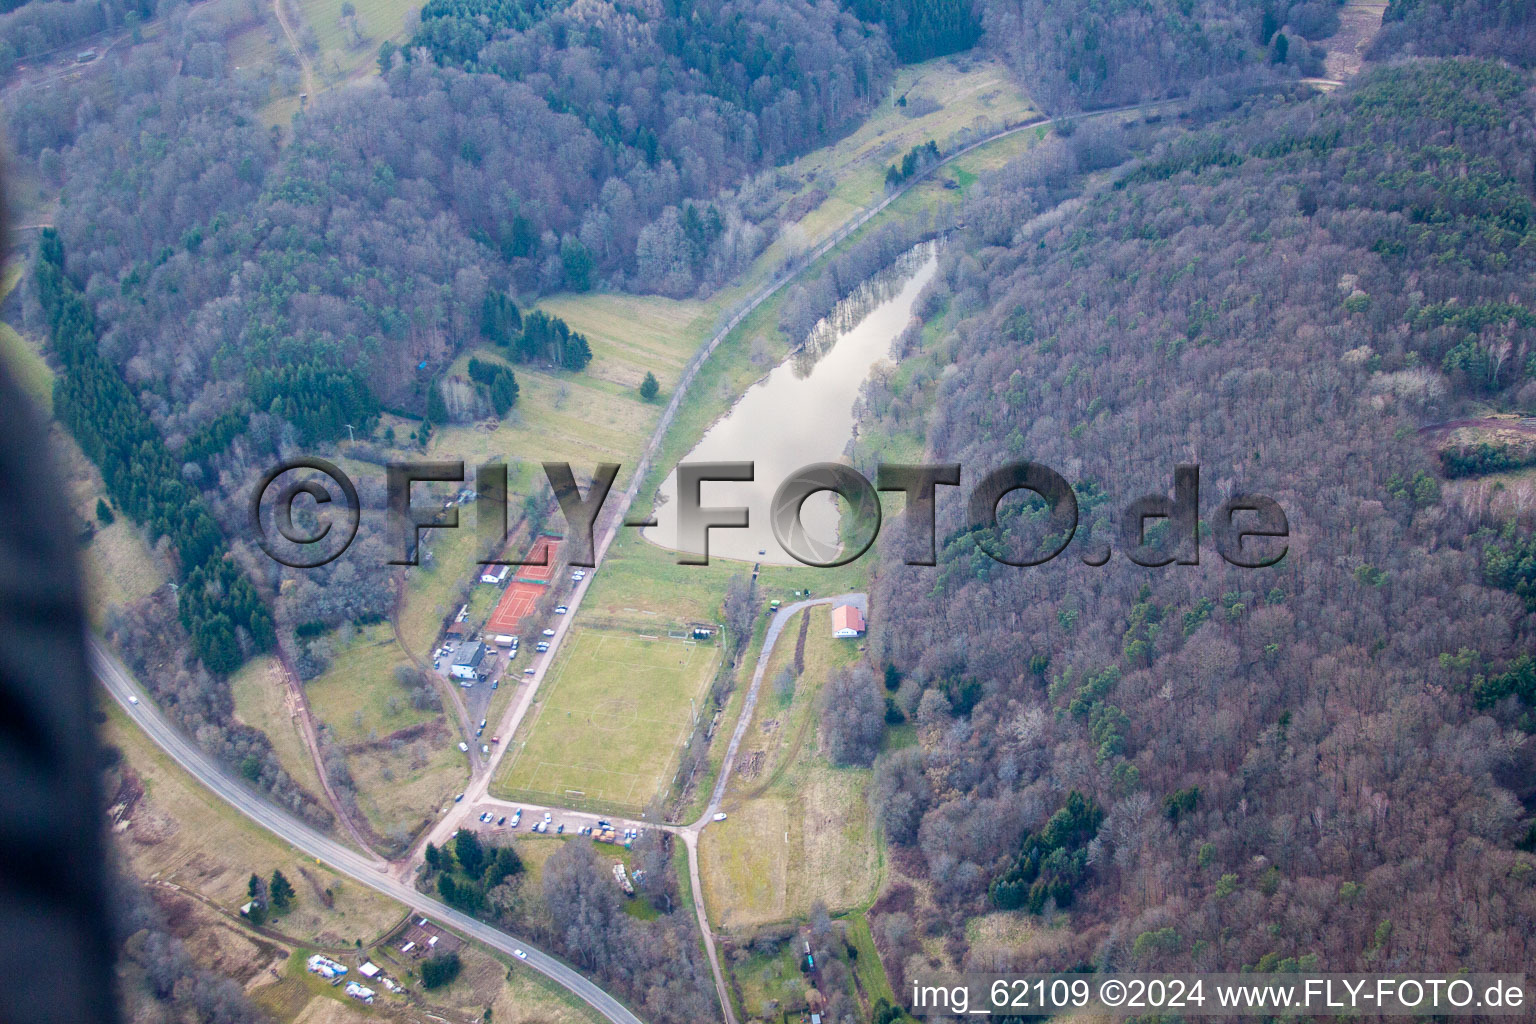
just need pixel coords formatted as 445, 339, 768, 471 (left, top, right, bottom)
831, 604, 865, 638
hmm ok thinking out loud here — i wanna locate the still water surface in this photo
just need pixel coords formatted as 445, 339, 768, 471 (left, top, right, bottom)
645, 241, 940, 565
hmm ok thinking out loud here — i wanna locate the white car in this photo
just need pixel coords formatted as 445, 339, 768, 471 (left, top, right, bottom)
555, 605, 568, 614
514, 949, 527, 960
543, 811, 552, 821
458, 741, 469, 752
127, 695, 139, 705
712, 812, 727, 822
542, 628, 556, 636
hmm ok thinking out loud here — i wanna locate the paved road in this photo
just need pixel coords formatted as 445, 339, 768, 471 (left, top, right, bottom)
689, 594, 868, 829
676, 593, 866, 1024
89, 636, 645, 1024
96, 98, 1168, 1023
272, 0, 315, 98
415, 101, 1162, 1022
462, 100, 1162, 824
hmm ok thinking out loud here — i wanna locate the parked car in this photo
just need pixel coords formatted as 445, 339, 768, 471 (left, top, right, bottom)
556, 823, 564, 834
454, 793, 464, 802
542, 628, 556, 636
712, 812, 728, 821
491, 735, 499, 743
524, 667, 536, 676
479, 718, 487, 729
555, 605, 568, 614
481, 744, 490, 754
496, 816, 506, 826
492, 679, 499, 689
457, 741, 469, 752
543, 811, 552, 821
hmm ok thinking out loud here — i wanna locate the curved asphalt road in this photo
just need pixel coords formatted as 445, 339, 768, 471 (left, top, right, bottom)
89, 636, 645, 1024
86, 101, 1170, 1024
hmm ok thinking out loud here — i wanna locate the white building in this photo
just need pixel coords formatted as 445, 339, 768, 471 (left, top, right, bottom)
451, 642, 486, 681
831, 604, 865, 638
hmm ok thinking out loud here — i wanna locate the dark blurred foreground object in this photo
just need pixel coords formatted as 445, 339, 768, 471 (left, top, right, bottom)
0, 196, 120, 1020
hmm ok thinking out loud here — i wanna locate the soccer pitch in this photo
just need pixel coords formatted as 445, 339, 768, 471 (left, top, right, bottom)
495, 627, 720, 813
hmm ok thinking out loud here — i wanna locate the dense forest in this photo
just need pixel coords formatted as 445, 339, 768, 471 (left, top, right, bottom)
35, 230, 275, 672
0, 0, 151, 75
8, 0, 893, 451
845, 0, 982, 63
7, 0, 1337, 452
1370, 0, 1536, 68
34, 232, 328, 827
859, 56, 1536, 987
417, 828, 718, 1024
981, 0, 1332, 111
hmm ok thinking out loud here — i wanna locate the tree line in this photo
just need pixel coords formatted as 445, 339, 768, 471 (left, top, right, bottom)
35, 229, 274, 675
980, 0, 1332, 112
857, 56, 1536, 991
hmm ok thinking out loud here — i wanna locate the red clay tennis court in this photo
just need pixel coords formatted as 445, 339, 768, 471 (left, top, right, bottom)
485, 536, 560, 635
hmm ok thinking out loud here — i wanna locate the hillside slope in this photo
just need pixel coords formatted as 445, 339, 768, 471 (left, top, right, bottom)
866, 58, 1536, 979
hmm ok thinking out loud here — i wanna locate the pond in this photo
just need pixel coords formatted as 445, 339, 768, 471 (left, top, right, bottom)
645, 241, 940, 566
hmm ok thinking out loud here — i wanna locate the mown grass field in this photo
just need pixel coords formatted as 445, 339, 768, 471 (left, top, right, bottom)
537, 291, 718, 395
54, 426, 170, 620
762, 55, 1036, 249
302, 623, 469, 840
220, 0, 419, 124
230, 655, 328, 801
348, 738, 467, 843
0, 319, 50, 410
102, 701, 405, 947
303, 0, 419, 80
495, 625, 720, 812
698, 606, 876, 931
303, 623, 436, 744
